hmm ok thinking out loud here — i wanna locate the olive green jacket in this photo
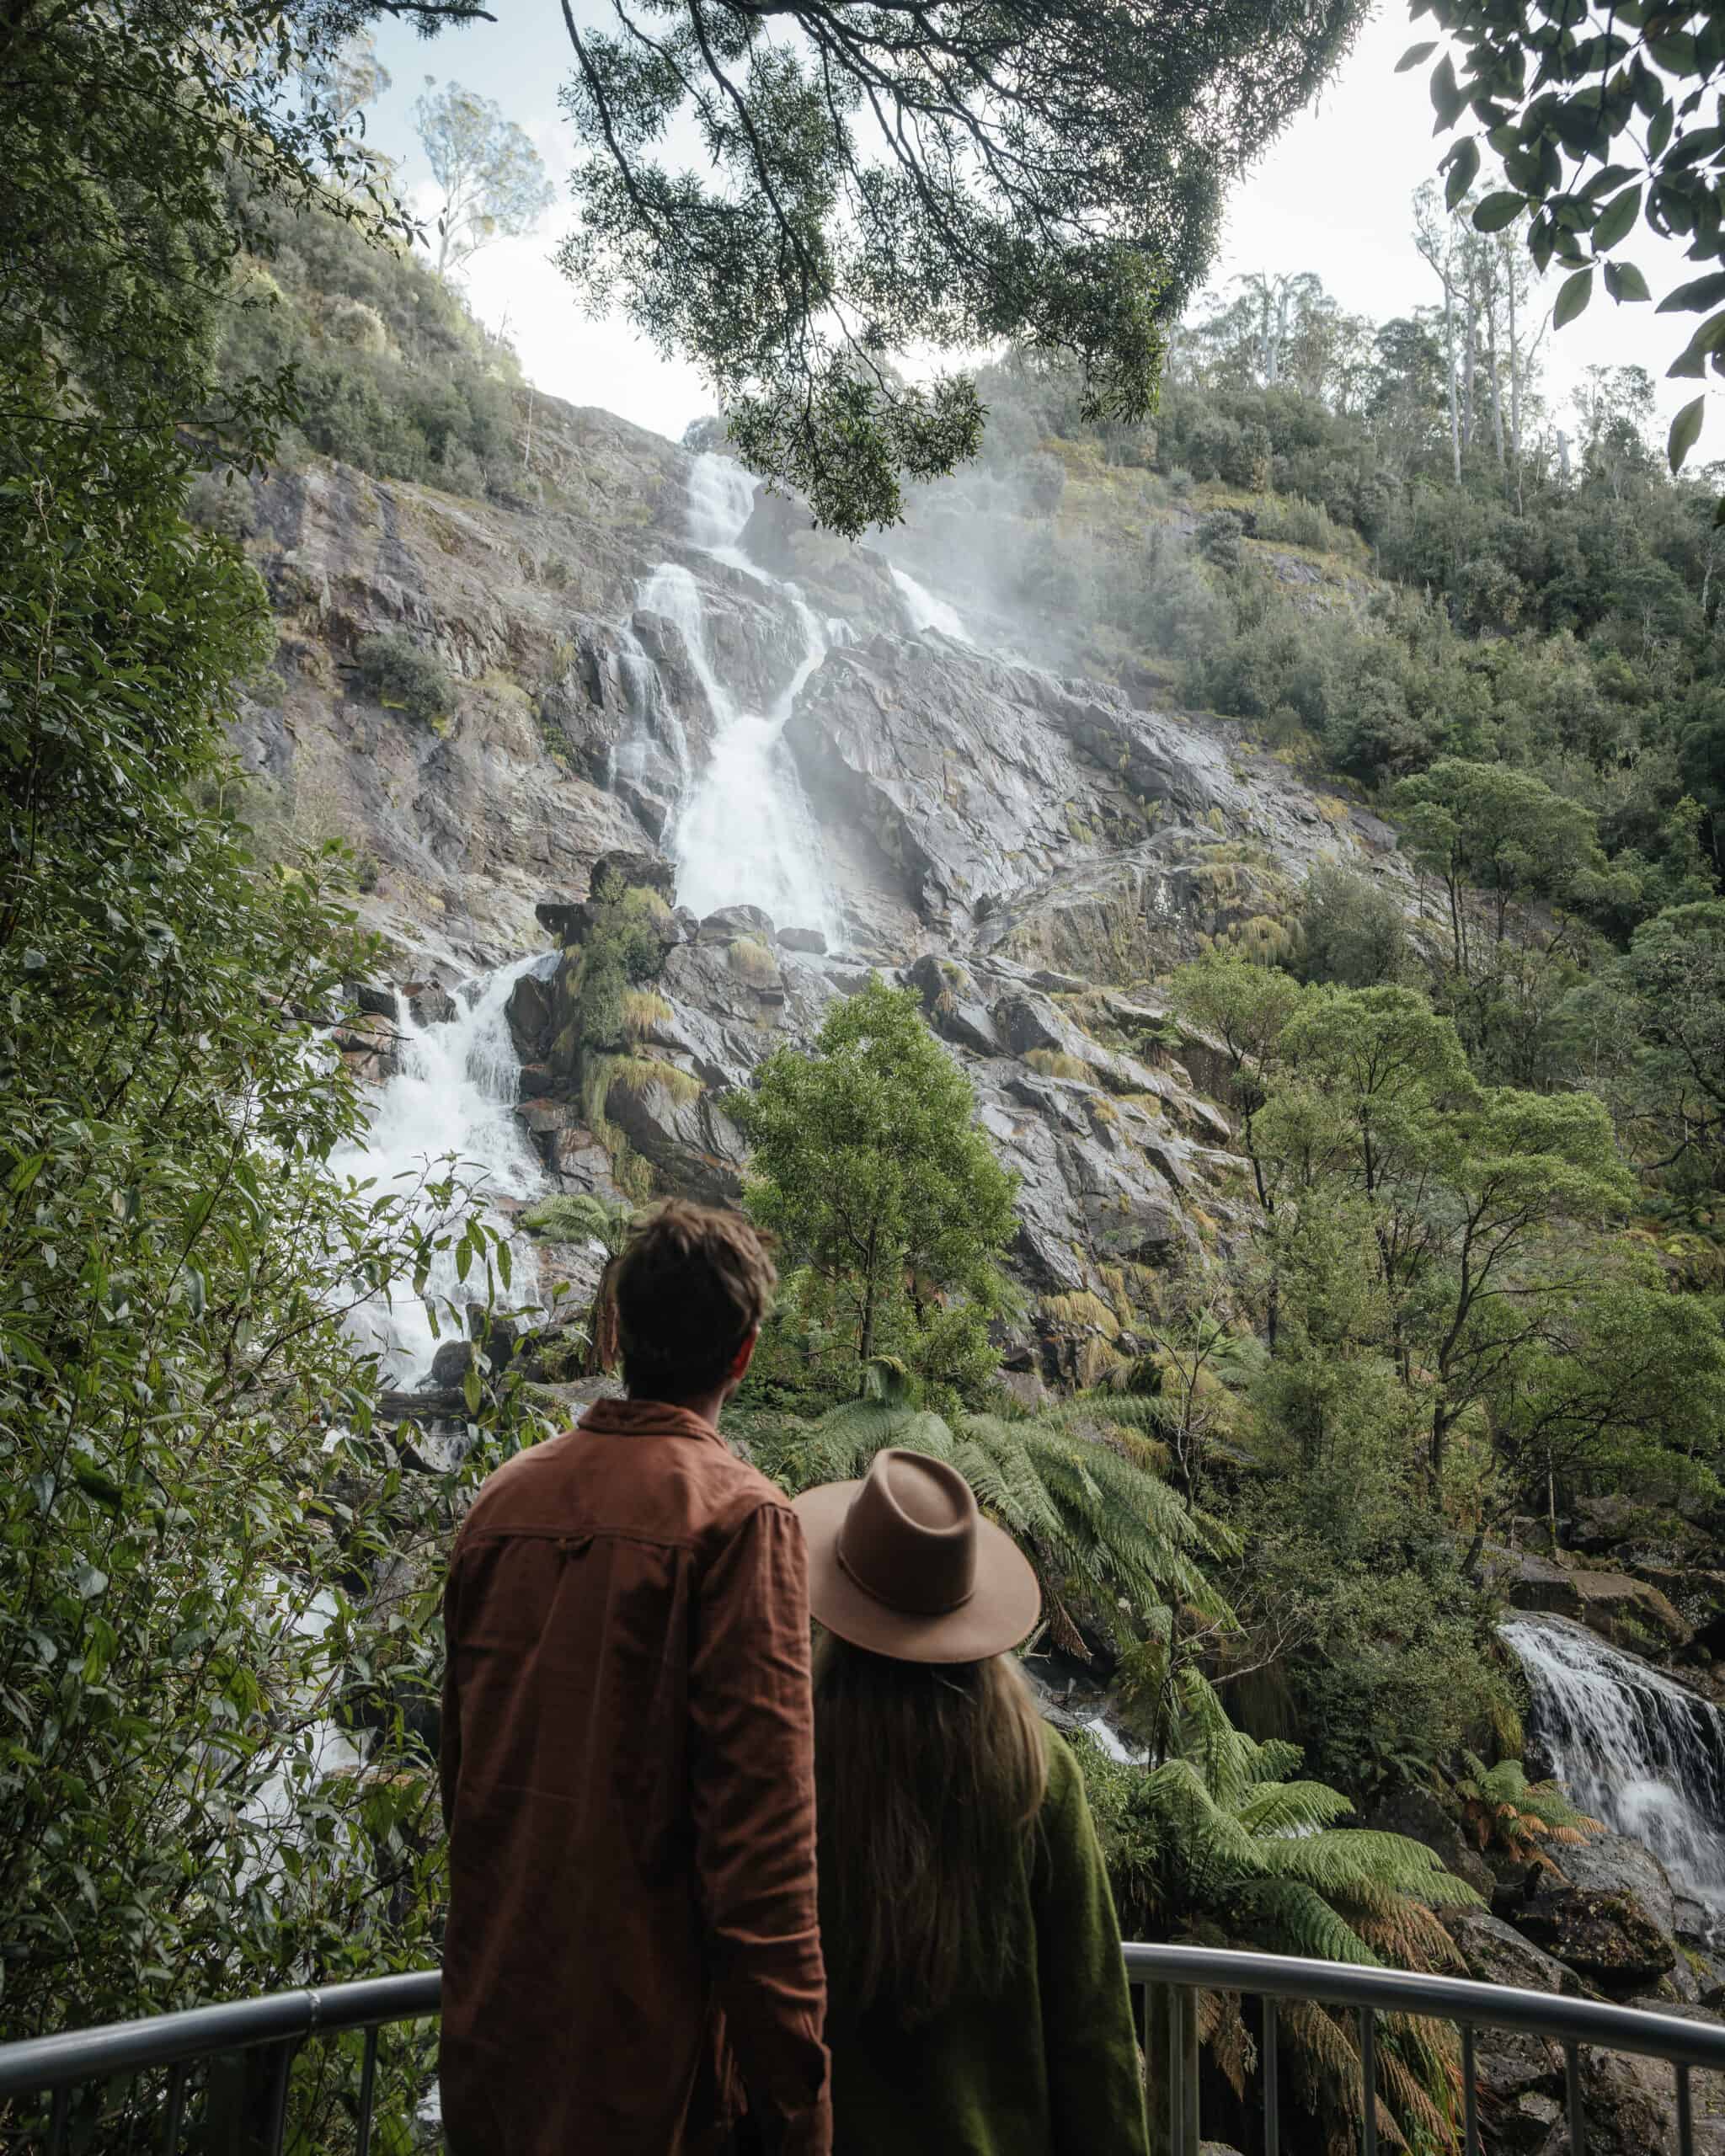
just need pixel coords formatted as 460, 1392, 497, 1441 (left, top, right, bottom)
821, 1725, 1151, 2156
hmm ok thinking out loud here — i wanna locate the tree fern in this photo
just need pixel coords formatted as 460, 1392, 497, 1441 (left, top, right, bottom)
759, 1362, 1233, 1647
1078, 1665, 1480, 2154
1454, 1752, 1603, 1866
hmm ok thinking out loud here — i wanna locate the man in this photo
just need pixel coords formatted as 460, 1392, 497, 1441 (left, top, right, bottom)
439, 1200, 830, 2155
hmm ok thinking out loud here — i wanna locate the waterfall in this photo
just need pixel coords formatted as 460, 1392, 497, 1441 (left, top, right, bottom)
1503, 1614, 1725, 1922
891, 563, 973, 644
330, 955, 547, 1389
654, 451, 839, 937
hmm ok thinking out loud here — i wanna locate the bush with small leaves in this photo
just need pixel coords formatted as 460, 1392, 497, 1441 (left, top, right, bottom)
355, 631, 457, 727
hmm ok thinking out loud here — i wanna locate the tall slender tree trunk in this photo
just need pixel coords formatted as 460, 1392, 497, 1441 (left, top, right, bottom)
1462, 256, 1478, 450
1507, 256, 1524, 504
1487, 291, 1506, 471
1445, 281, 1461, 483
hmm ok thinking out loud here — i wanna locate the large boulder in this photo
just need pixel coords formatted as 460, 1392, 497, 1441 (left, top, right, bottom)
1508, 1876, 1676, 1993
1550, 1837, 1678, 1943
1441, 1908, 1573, 2145
1505, 1553, 1690, 1652
1535, 2004, 1725, 2156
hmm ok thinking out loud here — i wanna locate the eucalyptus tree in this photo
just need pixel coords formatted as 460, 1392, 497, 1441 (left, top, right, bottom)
554, 0, 1371, 533
414, 82, 556, 275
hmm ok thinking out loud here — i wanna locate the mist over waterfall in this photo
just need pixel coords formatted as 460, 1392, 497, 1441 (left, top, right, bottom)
1503, 1614, 1725, 1925
330, 956, 548, 1388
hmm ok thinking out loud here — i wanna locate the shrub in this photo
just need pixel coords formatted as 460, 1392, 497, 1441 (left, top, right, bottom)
1195, 508, 1244, 570
355, 632, 457, 727
184, 467, 255, 542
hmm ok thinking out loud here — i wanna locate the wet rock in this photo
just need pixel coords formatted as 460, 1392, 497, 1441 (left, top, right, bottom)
543, 1123, 624, 1195
505, 965, 556, 1063
536, 850, 679, 948
905, 953, 1001, 1057
777, 925, 828, 955
1533, 2009, 1725, 2156
515, 1097, 581, 1137
1506, 1554, 1690, 1651
604, 1063, 745, 1203
1509, 1878, 1676, 1992
429, 1339, 473, 1390
352, 982, 398, 1018
518, 1060, 554, 1098
403, 979, 457, 1027
1551, 1838, 1677, 1942
698, 904, 774, 944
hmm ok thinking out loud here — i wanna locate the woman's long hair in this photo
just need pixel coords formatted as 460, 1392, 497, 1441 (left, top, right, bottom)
813, 1635, 1049, 2025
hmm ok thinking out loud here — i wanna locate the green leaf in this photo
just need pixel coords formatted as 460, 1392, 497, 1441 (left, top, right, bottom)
1398, 40, 1437, 72
1430, 53, 1465, 131
462, 1363, 483, 1414
1658, 269, 1725, 316
496, 1238, 512, 1292
1445, 137, 1481, 210
1553, 265, 1594, 328
73, 1561, 109, 1600
1668, 312, 1725, 378
1591, 184, 1642, 250
1669, 394, 1706, 474
1604, 260, 1651, 303
1472, 191, 1527, 233
72, 1460, 125, 1513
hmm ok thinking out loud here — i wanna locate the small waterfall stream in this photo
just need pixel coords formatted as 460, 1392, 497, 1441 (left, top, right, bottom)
330, 955, 547, 1389
1503, 1614, 1725, 1924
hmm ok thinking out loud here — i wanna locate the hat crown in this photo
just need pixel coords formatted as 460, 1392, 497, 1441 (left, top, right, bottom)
836, 1449, 977, 1617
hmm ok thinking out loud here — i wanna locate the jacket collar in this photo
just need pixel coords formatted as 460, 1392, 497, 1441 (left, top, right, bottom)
578, 1396, 726, 1448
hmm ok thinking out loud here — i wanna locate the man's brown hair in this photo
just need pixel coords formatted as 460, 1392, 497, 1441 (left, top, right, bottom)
609, 1200, 777, 1402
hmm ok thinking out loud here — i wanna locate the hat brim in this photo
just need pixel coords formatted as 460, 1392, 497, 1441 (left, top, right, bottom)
792, 1478, 1042, 1664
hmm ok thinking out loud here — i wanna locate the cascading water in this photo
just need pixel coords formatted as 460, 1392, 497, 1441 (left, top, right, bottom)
1503, 1614, 1725, 1924
330, 954, 548, 1388
891, 563, 973, 644
628, 451, 840, 937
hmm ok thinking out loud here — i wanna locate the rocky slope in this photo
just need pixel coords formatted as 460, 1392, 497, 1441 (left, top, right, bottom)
230, 388, 1414, 1381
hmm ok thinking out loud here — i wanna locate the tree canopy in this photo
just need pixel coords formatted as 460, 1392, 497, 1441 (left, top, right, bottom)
414, 82, 556, 276
731, 978, 1017, 1395
555, 0, 1370, 533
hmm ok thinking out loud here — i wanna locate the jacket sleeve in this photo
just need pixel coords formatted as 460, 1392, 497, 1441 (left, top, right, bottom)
438, 1539, 463, 1836
688, 1500, 832, 2156
1033, 1732, 1151, 2156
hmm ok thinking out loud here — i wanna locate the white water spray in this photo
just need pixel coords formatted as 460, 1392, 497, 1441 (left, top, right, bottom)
330, 956, 547, 1387
891, 563, 973, 644
1503, 1614, 1725, 1924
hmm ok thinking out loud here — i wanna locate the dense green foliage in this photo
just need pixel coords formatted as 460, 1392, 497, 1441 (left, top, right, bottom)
1414, 2, 1725, 472
0, 0, 545, 2131
733, 980, 1018, 1404
558, 0, 1370, 532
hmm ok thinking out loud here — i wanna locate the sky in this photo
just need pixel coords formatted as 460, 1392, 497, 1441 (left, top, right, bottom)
363, 3, 1716, 454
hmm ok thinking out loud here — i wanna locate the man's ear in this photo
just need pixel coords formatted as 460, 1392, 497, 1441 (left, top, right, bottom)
727, 1327, 759, 1389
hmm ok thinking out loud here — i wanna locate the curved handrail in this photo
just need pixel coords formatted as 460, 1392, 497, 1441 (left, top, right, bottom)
7, 1942, 1725, 2101
1122, 1941, 1725, 2068
0, 1971, 441, 2099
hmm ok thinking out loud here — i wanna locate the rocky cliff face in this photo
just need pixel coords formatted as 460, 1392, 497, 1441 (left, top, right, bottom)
228, 387, 1413, 1380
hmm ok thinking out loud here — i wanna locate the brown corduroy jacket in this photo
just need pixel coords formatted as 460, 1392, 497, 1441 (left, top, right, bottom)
439, 1397, 832, 2156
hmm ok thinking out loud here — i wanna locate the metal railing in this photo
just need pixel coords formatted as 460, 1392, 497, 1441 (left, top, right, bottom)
5, 1945, 1725, 2155
1123, 1941, 1725, 2156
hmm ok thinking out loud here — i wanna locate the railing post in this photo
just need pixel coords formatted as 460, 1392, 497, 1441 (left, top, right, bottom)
199, 2040, 298, 2156
1144, 1982, 1173, 2156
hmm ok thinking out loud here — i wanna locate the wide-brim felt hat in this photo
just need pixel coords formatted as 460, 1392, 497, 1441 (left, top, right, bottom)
792, 1448, 1041, 1664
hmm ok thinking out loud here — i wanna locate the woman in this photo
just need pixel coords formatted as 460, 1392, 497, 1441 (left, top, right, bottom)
792, 1449, 1151, 2156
